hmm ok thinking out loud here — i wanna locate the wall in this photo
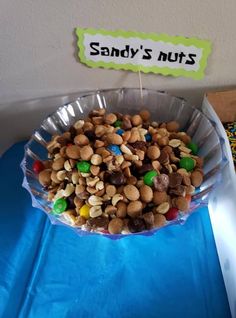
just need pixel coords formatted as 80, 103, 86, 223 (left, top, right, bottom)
0, 0, 236, 151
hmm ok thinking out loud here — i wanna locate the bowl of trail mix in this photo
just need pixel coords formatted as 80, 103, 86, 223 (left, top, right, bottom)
21, 88, 223, 237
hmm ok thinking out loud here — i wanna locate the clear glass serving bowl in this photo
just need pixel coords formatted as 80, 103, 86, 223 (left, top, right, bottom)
21, 88, 225, 238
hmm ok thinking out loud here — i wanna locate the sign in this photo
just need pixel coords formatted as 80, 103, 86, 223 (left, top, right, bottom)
76, 28, 211, 80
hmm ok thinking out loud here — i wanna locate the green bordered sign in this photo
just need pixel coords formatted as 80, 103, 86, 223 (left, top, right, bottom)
76, 28, 211, 80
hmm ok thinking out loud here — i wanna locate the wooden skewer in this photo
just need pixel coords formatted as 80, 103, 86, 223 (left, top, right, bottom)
138, 69, 143, 102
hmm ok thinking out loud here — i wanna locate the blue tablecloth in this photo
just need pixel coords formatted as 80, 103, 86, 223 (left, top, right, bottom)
0, 142, 231, 318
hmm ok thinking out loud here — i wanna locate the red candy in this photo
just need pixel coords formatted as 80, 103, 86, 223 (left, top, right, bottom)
165, 208, 179, 221
33, 160, 44, 174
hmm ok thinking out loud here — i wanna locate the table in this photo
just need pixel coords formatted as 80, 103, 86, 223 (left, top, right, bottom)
0, 142, 231, 318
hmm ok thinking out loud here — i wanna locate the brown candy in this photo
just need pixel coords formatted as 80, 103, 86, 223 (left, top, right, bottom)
153, 174, 169, 192
87, 216, 109, 229
158, 150, 169, 165
143, 212, 154, 227
169, 173, 183, 188
169, 185, 186, 196
109, 172, 126, 186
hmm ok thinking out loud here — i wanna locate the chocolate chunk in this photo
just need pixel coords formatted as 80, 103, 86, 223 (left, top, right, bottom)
52, 147, 60, 155
138, 163, 153, 175
169, 172, 183, 188
153, 174, 169, 192
169, 133, 179, 139
84, 130, 96, 141
142, 122, 151, 129
132, 141, 147, 151
69, 126, 77, 139
159, 150, 169, 165
169, 185, 186, 196
56, 137, 67, 146
126, 144, 135, 153
128, 218, 146, 233
87, 216, 109, 229
173, 147, 181, 157
109, 171, 126, 185
160, 165, 169, 175
67, 194, 76, 209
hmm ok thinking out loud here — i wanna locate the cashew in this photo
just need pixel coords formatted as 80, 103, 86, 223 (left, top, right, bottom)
179, 146, 192, 154
169, 139, 181, 148
56, 170, 67, 181
112, 194, 123, 206
64, 160, 72, 172
73, 120, 84, 129
64, 183, 75, 197
88, 195, 103, 206
120, 144, 133, 155
89, 206, 103, 218
86, 176, 100, 187
95, 181, 104, 191
71, 171, 80, 184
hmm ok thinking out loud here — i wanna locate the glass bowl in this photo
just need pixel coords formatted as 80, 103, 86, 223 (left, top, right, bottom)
21, 88, 224, 238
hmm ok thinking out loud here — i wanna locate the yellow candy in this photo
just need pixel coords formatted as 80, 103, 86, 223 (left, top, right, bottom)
79, 204, 90, 219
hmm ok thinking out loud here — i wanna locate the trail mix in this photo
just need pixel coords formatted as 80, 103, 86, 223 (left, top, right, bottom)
34, 108, 204, 234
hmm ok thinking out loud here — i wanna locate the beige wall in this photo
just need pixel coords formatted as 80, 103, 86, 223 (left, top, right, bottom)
0, 0, 236, 107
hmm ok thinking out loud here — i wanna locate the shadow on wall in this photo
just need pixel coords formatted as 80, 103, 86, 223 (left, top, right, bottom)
0, 84, 235, 155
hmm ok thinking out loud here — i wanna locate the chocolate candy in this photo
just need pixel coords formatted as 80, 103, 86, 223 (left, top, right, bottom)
168, 172, 183, 188
53, 198, 67, 214
153, 174, 169, 191
107, 144, 122, 156
114, 120, 122, 127
79, 204, 90, 219
116, 128, 124, 135
76, 161, 91, 173
143, 170, 158, 186
33, 160, 44, 174
138, 163, 153, 175
179, 157, 195, 171
187, 142, 198, 155
145, 133, 152, 142
165, 208, 179, 221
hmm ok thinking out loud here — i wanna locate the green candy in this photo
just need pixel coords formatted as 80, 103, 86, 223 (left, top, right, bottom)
76, 161, 91, 173
114, 120, 122, 128
179, 157, 195, 171
52, 198, 67, 214
143, 170, 158, 186
187, 142, 198, 155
